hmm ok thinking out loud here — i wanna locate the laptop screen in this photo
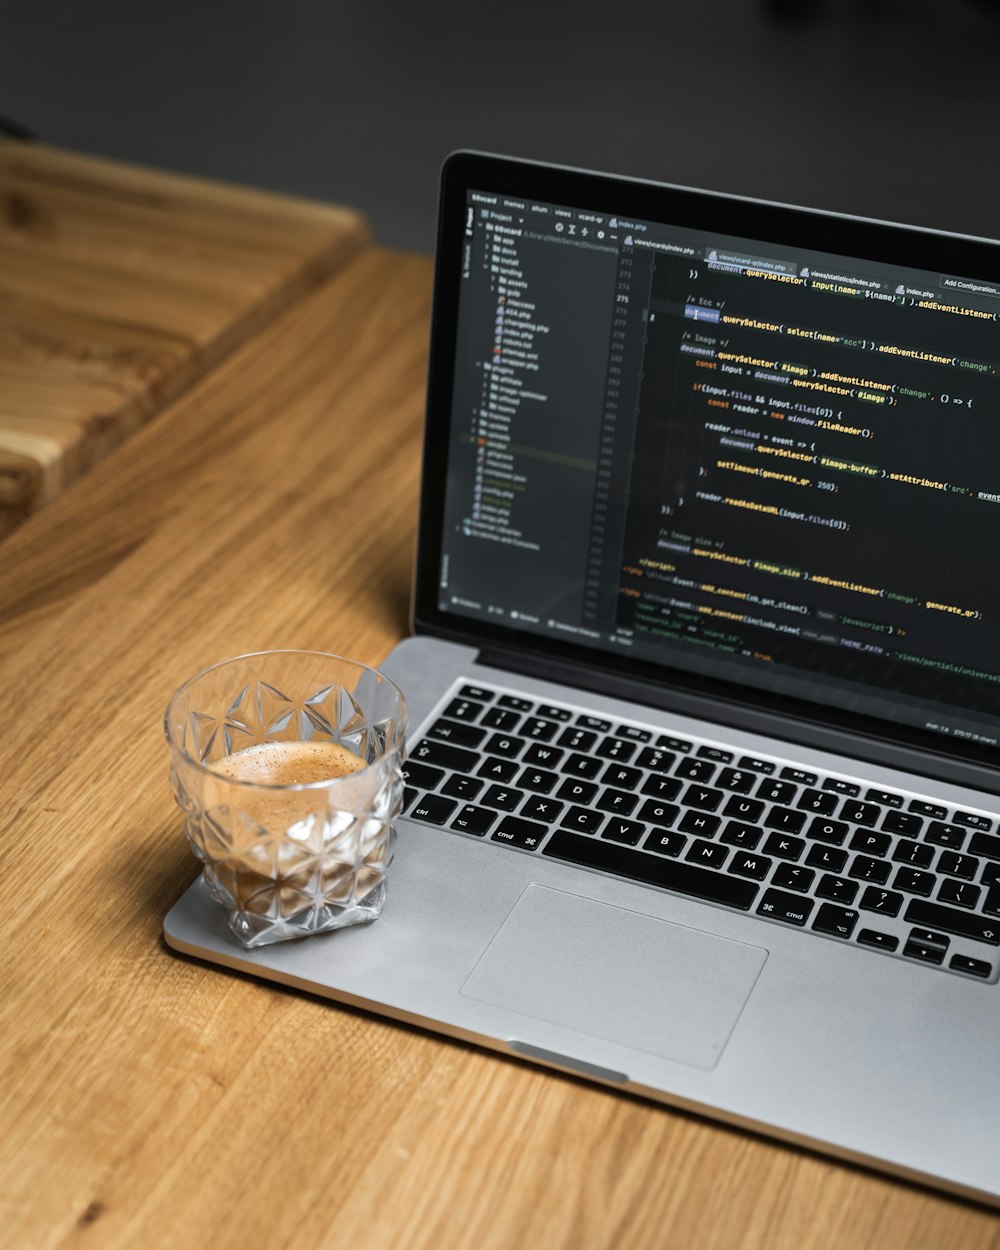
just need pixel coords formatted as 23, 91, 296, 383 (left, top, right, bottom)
416, 154, 1000, 766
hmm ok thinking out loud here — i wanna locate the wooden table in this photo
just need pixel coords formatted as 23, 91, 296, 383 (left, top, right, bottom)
1, 168, 998, 1250
0, 141, 367, 538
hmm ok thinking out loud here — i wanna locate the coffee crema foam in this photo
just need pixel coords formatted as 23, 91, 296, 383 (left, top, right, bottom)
208, 740, 366, 785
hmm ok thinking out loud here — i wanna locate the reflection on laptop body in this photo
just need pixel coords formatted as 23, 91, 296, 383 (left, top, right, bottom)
166, 153, 1000, 1205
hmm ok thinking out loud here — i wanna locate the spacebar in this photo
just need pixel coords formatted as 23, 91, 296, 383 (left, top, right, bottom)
542, 830, 759, 911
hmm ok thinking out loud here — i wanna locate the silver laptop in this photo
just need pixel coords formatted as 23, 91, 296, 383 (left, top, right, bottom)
166, 152, 1000, 1204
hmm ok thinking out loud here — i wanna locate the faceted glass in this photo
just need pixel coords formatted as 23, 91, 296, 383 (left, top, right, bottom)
165, 651, 407, 948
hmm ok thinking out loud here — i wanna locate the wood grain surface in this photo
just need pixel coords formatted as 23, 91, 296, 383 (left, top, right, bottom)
0, 141, 368, 537
0, 244, 998, 1250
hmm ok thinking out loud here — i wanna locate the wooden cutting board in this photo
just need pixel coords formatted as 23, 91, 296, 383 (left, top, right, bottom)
0, 141, 369, 537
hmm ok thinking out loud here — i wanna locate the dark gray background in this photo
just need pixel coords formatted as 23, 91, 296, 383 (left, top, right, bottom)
2, 0, 999, 252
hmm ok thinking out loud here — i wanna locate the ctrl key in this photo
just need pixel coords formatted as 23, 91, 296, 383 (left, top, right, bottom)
757, 888, 814, 927
410, 794, 458, 826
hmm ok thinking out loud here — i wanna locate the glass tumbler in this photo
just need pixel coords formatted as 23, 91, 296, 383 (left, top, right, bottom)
165, 650, 407, 948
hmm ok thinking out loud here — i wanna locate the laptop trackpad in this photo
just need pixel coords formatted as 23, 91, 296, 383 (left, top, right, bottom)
461, 884, 767, 1071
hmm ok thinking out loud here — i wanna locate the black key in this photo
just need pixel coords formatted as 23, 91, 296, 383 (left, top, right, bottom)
558, 726, 597, 752
909, 799, 947, 820
806, 844, 848, 873
537, 704, 571, 722
758, 779, 797, 804
858, 928, 899, 951
797, 788, 838, 815
481, 784, 523, 812
523, 742, 564, 768
556, 778, 598, 805
723, 796, 765, 822
428, 718, 488, 748
637, 799, 679, 826
597, 788, 639, 817
480, 707, 522, 731
716, 767, 756, 793
644, 827, 687, 857
893, 867, 935, 896
781, 766, 817, 786
909, 927, 949, 948
757, 889, 814, 926
681, 784, 724, 812
813, 902, 859, 939
739, 755, 775, 774
403, 761, 445, 790
849, 855, 891, 884
559, 806, 605, 834
602, 763, 642, 789
865, 788, 904, 808
679, 810, 721, 837
517, 767, 559, 794
905, 899, 1000, 944
597, 736, 636, 762
492, 815, 546, 850
850, 828, 891, 857
903, 939, 945, 966
484, 732, 525, 759
969, 831, 1000, 861
984, 864, 1000, 888
984, 884, 1000, 916
816, 874, 859, 905
954, 811, 993, 832
410, 794, 458, 825
460, 684, 494, 702
477, 756, 519, 783
675, 758, 716, 783
577, 714, 611, 732
444, 697, 484, 722
543, 829, 758, 909
841, 801, 880, 827
697, 745, 733, 763
658, 734, 693, 753
522, 717, 560, 741
772, 863, 815, 893
617, 724, 652, 743
636, 746, 675, 772
642, 775, 683, 802
498, 694, 533, 712
402, 788, 417, 812
685, 839, 729, 869
937, 851, 977, 880
937, 879, 981, 909
561, 752, 603, 780
722, 821, 763, 851
521, 794, 563, 823
949, 954, 992, 977
823, 778, 860, 796
882, 810, 923, 838
925, 822, 965, 849
728, 852, 772, 880
859, 886, 903, 917
763, 831, 804, 860
764, 806, 807, 834
892, 841, 935, 869
602, 818, 646, 846
807, 817, 849, 845
451, 804, 496, 836
411, 739, 478, 772
442, 774, 484, 801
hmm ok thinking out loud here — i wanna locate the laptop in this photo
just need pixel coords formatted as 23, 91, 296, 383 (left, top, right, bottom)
165, 151, 1000, 1205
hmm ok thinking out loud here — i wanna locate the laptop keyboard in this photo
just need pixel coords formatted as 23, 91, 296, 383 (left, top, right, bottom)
402, 683, 1000, 982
